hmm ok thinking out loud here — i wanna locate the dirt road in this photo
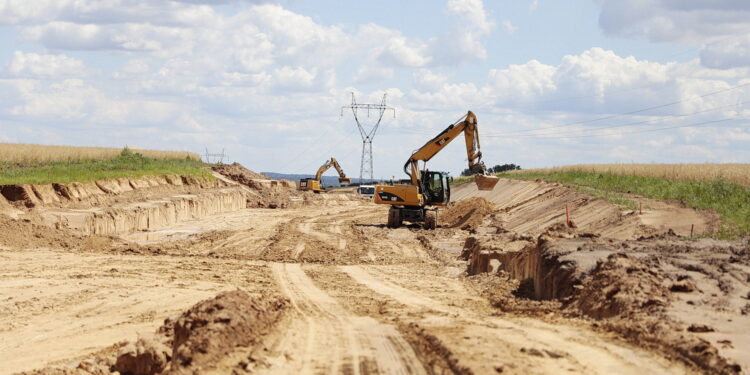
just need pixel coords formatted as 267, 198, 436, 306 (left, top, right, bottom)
1, 171, 745, 374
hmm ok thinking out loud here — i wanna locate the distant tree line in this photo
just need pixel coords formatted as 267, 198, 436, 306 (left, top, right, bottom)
460, 163, 521, 176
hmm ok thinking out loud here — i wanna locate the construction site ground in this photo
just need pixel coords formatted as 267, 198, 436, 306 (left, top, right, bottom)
0, 164, 748, 375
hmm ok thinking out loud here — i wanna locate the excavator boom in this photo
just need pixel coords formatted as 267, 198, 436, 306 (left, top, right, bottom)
404, 111, 498, 191
299, 157, 351, 193
374, 111, 498, 229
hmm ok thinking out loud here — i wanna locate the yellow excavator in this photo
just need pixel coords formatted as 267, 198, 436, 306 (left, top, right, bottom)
374, 111, 499, 229
298, 157, 352, 193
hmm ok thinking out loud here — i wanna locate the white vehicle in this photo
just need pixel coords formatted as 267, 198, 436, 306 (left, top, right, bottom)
357, 185, 375, 198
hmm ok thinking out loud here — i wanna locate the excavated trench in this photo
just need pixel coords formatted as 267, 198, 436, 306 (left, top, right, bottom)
42, 188, 249, 236
463, 234, 589, 300
0, 173, 288, 237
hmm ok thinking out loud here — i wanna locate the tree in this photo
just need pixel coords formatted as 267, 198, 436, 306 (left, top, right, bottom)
491, 163, 521, 173
460, 164, 521, 176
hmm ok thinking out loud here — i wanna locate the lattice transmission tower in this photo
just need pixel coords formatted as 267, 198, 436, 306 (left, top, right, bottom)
341, 93, 395, 181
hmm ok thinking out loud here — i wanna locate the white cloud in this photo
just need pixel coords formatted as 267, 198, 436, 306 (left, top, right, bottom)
501, 20, 517, 34
596, 0, 750, 67
7, 51, 86, 77
0, 1, 748, 175
354, 65, 394, 84
487, 59, 555, 102
272, 66, 335, 91
700, 35, 750, 69
435, 0, 495, 64
483, 47, 750, 115
446, 0, 494, 34
412, 69, 448, 92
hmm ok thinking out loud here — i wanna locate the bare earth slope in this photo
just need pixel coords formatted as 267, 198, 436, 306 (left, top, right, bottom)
1, 172, 746, 374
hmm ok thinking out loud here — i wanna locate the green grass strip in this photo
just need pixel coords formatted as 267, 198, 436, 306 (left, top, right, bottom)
0, 149, 212, 185
499, 170, 750, 238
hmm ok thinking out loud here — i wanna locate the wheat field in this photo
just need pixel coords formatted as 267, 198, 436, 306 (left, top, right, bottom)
512, 164, 750, 187
0, 143, 201, 163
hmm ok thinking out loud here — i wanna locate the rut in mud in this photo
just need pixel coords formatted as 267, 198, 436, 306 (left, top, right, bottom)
2, 169, 748, 374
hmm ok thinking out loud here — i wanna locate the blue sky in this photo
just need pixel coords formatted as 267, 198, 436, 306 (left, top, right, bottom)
1, 0, 749, 179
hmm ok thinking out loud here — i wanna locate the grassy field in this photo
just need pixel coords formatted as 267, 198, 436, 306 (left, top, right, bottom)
500, 168, 750, 238
523, 164, 750, 187
0, 147, 211, 185
0, 143, 200, 163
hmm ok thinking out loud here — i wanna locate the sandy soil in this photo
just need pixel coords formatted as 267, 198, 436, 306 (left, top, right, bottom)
1, 173, 747, 374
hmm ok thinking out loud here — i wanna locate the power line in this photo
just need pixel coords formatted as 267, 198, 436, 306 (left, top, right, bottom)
483, 101, 747, 138
483, 81, 750, 137
522, 115, 748, 140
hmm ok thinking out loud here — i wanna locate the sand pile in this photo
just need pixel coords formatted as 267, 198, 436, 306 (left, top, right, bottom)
569, 253, 669, 319
0, 215, 118, 251
27, 290, 289, 375
211, 163, 268, 182
465, 231, 747, 374
166, 290, 287, 373
441, 197, 495, 231
569, 253, 742, 374
212, 163, 301, 209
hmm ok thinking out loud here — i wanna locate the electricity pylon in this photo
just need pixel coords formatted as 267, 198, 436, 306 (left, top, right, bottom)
341, 93, 395, 181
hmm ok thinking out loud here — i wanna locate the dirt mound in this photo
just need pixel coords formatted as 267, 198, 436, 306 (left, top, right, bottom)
0, 175, 224, 211
0, 215, 119, 251
211, 162, 268, 181
212, 162, 303, 209
23, 290, 288, 375
115, 337, 171, 375
461, 230, 747, 374
568, 254, 743, 375
569, 253, 670, 319
441, 197, 495, 231
167, 290, 287, 373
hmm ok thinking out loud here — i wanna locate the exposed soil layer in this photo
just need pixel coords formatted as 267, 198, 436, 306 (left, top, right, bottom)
0, 214, 121, 251
22, 290, 289, 375
463, 227, 750, 373
211, 162, 269, 181
1, 174, 223, 211
452, 179, 718, 238
212, 162, 305, 209
440, 197, 495, 231
3, 172, 747, 374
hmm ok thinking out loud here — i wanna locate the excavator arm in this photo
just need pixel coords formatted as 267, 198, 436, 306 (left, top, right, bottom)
314, 158, 351, 184
404, 111, 498, 190
330, 158, 351, 184
373, 110, 497, 229
314, 159, 334, 180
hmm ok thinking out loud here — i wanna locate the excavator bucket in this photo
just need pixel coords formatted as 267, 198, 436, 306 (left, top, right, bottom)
474, 174, 499, 191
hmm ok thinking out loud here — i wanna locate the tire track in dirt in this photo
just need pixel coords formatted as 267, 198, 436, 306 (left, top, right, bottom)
266, 263, 426, 375
341, 265, 693, 375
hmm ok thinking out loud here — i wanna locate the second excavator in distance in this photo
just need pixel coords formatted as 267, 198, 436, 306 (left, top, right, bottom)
374, 111, 499, 229
298, 157, 352, 193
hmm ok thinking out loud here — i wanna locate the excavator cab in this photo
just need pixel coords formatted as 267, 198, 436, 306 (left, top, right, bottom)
421, 171, 450, 206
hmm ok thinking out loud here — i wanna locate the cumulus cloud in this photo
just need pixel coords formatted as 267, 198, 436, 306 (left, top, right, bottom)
596, 0, 750, 68
434, 0, 495, 64
0, 0, 747, 174
7, 51, 86, 77
412, 69, 448, 92
700, 35, 750, 69
446, 0, 494, 34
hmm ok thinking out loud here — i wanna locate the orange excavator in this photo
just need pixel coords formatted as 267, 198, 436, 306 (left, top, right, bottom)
298, 157, 351, 193
373, 111, 498, 229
